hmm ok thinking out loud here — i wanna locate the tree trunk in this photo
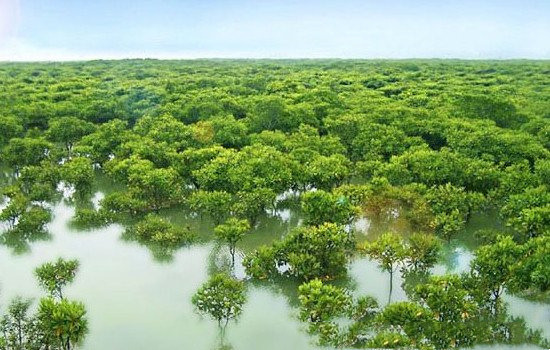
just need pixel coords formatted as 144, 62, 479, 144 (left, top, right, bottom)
493, 287, 502, 316
230, 246, 235, 268
388, 269, 394, 305
17, 319, 23, 347
67, 143, 73, 159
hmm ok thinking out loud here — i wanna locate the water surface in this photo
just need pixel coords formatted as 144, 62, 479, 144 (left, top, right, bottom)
0, 198, 548, 349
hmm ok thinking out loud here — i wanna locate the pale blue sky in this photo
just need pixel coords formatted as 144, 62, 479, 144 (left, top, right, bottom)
0, 0, 549, 60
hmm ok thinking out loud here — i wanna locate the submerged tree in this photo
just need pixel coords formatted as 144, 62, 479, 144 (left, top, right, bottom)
47, 116, 95, 158
2, 205, 52, 254
192, 273, 246, 337
60, 157, 95, 195
126, 214, 193, 247
35, 258, 80, 300
1, 259, 88, 350
297, 278, 379, 347
214, 217, 250, 266
361, 233, 406, 304
231, 188, 276, 226
425, 183, 484, 241
375, 301, 433, 348
470, 235, 524, 314
404, 233, 441, 272
510, 235, 550, 293
298, 279, 352, 346
37, 298, 88, 350
2, 137, 52, 175
301, 190, 357, 226
188, 190, 233, 225
244, 223, 353, 281
0, 297, 35, 349
413, 275, 480, 349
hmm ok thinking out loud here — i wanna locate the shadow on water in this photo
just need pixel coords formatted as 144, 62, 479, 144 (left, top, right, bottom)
0, 227, 52, 255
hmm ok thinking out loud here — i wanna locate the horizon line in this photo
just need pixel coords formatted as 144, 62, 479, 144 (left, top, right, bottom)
1, 57, 550, 63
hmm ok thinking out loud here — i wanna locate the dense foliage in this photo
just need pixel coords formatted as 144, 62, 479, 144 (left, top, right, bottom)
0, 59, 549, 349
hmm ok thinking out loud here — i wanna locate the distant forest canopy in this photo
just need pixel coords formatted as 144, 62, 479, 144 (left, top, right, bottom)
0, 59, 549, 349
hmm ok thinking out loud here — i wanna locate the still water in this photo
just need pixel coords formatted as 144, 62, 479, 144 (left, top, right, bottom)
0, 195, 548, 349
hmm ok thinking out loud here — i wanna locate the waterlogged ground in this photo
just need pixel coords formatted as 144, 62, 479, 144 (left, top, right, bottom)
0, 193, 549, 350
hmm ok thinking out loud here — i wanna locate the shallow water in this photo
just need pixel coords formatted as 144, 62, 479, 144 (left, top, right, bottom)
0, 197, 548, 349
0, 201, 315, 350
